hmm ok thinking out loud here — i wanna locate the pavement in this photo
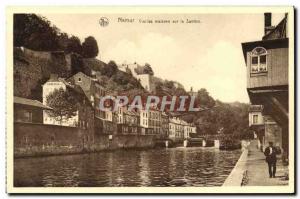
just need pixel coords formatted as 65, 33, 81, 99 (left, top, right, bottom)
244, 140, 289, 186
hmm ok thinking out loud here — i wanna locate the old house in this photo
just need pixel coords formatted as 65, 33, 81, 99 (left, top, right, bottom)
72, 85, 95, 151
183, 122, 197, 139
42, 74, 95, 148
42, 74, 78, 126
67, 71, 106, 119
140, 107, 162, 136
14, 96, 52, 123
168, 117, 185, 142
242, 13, 289, 157
66, 71, 117, 138
117, 106, 139, 135
160, 112, 169, 139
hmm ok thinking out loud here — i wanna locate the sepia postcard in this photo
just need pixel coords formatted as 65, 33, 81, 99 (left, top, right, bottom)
6, 6, 295, 194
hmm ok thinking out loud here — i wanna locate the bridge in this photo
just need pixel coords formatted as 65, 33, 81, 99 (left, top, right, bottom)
154, 136, 221, 148
155, 134, 242, 149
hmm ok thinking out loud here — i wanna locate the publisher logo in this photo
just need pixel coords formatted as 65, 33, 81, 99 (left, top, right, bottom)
99, 17, 109, 27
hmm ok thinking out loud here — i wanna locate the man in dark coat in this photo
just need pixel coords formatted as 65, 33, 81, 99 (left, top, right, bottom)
264, 142, 281, 178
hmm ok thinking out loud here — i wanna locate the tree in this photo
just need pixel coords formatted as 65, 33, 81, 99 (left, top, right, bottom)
101, 60, 118, 77
144, 63, 154, 75
196, 88, 215, 108
13, 14, 84, 53
66, 36, 82, 54
57, 32, 69, 51
82, 36, 99, 58
14, 14, 60, 50
70, 53, 86, 75
46, 88, 79, 124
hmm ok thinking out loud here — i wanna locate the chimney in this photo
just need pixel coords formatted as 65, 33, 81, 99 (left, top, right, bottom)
264, 13, 272, 35
50, 73, 59, 81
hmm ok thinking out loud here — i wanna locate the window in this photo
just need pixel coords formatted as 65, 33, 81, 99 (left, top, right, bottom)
253, 114, 258, 124
78, 77, 82, 82
251, 47, 267, 73
16, 109, 32, 123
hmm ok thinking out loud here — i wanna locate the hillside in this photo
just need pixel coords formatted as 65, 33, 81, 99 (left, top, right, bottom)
82, 58, 144, 92
13, 47, 70, 101
13, 47, 145, 101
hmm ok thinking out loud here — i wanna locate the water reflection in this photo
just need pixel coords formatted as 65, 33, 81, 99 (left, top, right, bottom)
14, 147, 241, 187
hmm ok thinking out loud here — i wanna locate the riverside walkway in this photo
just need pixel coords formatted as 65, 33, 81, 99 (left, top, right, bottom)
223, 139, 289, 186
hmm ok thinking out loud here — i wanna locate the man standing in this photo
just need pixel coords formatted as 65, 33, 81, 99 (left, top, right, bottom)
264, 142, 281, 178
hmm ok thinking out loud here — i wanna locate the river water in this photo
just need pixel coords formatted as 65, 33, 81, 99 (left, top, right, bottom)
14, 147, 241, 187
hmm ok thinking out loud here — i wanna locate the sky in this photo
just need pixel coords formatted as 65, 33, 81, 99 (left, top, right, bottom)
42, 13, 285, 103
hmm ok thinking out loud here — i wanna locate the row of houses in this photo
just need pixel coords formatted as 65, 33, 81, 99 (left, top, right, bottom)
14, 71, 196, 144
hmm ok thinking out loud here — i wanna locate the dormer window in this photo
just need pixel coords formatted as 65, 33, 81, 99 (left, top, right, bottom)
250, 47, 268, 73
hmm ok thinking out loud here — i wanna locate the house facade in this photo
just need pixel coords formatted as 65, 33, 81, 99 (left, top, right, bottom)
168, 117, 184, 142
160, 112, 169, 139
116, 106, 140, 135
42, 74, 78, 126
139, 107, 162, 136
242, 13, 289, 157
14, 96, 52, 124
184, 123, 197, 139
67, 71, 106, 119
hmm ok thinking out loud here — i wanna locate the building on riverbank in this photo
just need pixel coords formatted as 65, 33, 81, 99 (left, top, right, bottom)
67, 71, 106, 119
241, 13, 289, 159
168, 117, 184, 142
42, 74, 76, 126
248, 105, 265, 149
116, 106, 140, 135
160, 112, 169, 139
42, 74, 95, 131
14, 96, 52, 123
139, 106, 161, 136
184, 122, 197, 139
14, 79, 96, 156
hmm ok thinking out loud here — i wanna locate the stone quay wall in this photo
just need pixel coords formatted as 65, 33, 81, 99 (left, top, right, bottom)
14, 122, 156, 158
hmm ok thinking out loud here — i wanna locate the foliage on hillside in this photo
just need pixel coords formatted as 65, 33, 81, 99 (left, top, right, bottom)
155, 78, 188, 97
84, 60, 144, 92
14, 14, 98, 58
182, 100, 249, 136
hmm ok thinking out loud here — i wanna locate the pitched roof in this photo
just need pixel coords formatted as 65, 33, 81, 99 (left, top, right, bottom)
249, 105, 263, 112
67, 72, 105, 101
263, 14, 287, 40
241, 14, 288, 63
14, 96, 52, 110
